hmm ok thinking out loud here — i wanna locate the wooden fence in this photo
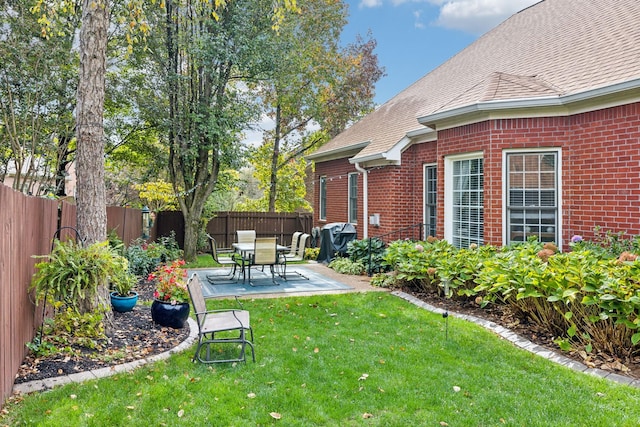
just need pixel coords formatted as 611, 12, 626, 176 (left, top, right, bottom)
0, 184, 143, 407
156, 210, 314, 249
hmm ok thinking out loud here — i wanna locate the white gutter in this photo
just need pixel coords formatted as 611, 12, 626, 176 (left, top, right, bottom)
354, 162, 368, 239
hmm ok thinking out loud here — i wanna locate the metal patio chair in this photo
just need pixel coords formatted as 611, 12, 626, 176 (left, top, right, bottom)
282, 231, 302, 260
205, 234, 241, 284
187, 273, 255, 364
240, 237, 280, 286
279, 233, 309, 280
236, 229, 256, 244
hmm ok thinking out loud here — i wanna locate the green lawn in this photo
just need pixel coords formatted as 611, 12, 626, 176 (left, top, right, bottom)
4, 292, 640, 426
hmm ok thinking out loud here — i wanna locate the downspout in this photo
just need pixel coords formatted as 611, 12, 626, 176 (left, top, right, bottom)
354, 162, 368, 239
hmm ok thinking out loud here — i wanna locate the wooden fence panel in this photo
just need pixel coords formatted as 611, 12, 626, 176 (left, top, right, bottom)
0, 186, 144, 408
107, 206, 143, 245
155, 211, 313, 250
0, 185, 59, 406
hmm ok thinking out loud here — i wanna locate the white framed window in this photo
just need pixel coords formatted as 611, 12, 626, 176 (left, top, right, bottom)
319, 176, 327, 220
348, 173, 358, 223
423, 164, 437, 238
504, 149, 561, 245
444, 152, 484, 248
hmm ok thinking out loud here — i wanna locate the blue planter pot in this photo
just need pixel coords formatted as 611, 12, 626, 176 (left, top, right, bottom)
151, 300, 190, 329
110, 291, 139, 313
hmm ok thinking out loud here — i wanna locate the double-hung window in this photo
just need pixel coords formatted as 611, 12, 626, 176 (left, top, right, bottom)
506, 150, 559, 244
348, 173, 358, 223
424, 164, 437, 238
446, 154, 484, 248
319, 176, 327, 220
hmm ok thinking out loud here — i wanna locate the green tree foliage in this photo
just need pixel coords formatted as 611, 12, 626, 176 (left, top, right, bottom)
0, 2, 78, 196
141, 0, 294, 260
241, 142, 311, 212
253, 0, 385, 211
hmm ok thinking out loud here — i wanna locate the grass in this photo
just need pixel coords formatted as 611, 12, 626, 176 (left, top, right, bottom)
4, 292, 640, 426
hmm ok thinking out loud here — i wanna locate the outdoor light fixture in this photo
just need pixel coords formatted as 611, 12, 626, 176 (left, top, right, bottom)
142, 206, 151, 239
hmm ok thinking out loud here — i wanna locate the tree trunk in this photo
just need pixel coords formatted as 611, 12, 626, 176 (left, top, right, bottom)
268, 103, 282, 212
76, 0, 112, 332
182, 210, 201, 263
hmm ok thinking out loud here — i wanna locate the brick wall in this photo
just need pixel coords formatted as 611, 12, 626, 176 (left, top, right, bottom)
313, 158, 363, 238
313, 102, 640, 247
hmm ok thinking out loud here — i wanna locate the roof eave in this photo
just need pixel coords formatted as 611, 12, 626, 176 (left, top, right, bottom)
305, 141, 370, 162
350, 127, 437, 166
418, 77, 640, 128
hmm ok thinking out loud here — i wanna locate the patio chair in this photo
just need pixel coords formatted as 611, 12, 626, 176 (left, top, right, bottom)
187, 273, 255, 364
241, 237, 280, 286
279, 233, 309, 280
205, 234, 241, 284
236, 230, 256, 244
282, 231, 302, 260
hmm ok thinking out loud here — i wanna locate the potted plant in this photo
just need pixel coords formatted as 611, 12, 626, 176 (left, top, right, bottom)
148, 259, 190, 328
109, 264, 139, 313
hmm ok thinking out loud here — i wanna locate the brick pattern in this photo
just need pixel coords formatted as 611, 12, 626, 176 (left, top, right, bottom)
313, 102, 640, 247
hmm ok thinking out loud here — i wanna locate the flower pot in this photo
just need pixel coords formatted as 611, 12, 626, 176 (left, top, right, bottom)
151, 299, 190, 329
110, 291, 139, 313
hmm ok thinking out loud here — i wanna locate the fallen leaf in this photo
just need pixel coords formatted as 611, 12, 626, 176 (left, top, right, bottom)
362, 412, 373, 419
440, 422, 449, 426
126, 406, 135, 410
270, 412, 282, 420
314, 347, 319, 353
359, 373, 369, 381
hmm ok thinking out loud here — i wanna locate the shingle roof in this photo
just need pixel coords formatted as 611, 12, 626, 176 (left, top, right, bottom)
309, 0, 640, 161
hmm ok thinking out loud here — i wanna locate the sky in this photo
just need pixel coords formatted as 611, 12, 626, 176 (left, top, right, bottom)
342, 0, 541, 105
243, 0, 540, 145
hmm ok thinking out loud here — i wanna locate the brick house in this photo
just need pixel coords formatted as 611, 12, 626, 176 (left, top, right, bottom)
307, 0, 640, 250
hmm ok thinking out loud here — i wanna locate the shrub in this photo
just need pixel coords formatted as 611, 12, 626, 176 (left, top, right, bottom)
386, 233, 640, 359
328, 257, 365, 275
347, 238, 386, 274
304, 247, 320, 260
370, 271, 399, 288
125, 232, 183, 277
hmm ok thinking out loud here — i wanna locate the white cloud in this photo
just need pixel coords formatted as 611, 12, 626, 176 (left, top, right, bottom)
359, 0, 383, 8
413, 10, 425, 29
376, 0, 540, 34
430, 0, 540, 34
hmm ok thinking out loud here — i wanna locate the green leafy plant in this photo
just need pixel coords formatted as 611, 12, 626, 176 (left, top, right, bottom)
31, 240, 130, 312
328, 257, 365, 275
304, 247, 320, 260
125, 233, 183, 277
347, 237, 386, 273
370, 271, 399, 288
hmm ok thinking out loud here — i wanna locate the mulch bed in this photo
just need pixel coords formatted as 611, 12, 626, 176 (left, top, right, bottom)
14, 280, 190, 385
